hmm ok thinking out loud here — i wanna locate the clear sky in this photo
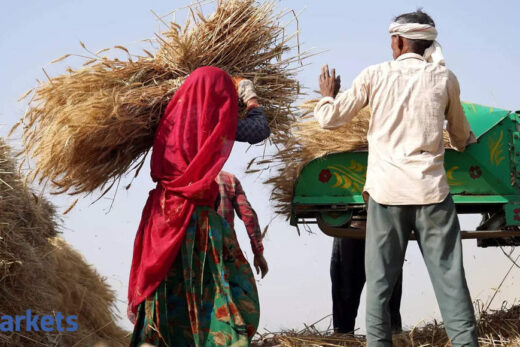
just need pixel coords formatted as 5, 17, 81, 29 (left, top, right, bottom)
1, 0, 519, 335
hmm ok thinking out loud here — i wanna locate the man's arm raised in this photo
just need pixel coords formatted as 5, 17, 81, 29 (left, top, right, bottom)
314, 65, 369, 129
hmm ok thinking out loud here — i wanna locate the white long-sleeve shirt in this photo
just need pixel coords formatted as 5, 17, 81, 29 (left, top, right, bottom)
314, 53, 475, 205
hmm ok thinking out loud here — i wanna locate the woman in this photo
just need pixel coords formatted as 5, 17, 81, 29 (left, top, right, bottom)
128, 66, 270, 346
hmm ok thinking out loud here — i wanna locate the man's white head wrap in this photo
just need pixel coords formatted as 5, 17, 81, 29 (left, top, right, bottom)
389, 22, 445, 66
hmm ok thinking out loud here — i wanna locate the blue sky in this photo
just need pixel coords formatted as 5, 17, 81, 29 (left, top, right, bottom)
1, 0, 519, 334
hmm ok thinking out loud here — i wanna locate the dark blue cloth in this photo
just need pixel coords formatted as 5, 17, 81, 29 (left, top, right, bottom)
236, 107, 270, 144
331, 238, 402, 334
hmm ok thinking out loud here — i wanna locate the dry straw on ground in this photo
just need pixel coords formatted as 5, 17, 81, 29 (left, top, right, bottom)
252, 304, 520, 346
15, 0, 308, 197
0, 139, 129, 346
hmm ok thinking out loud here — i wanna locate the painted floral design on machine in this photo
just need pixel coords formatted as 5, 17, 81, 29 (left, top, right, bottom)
319, 160, 366, 192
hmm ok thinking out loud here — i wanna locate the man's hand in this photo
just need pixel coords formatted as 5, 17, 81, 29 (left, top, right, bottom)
319, 65, 341, 98
254, 254, 269, 279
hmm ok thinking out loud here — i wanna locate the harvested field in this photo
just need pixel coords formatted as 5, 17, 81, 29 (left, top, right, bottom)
253, 304, 520, 346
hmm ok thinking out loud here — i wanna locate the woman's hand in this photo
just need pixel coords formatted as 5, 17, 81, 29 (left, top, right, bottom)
246, 97, 259, 110
233, 78, 258, 104
254, 253, 269, 279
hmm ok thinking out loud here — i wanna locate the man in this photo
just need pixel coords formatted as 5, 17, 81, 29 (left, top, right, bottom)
216, 171, 268, 278
315, 10, 478, 347
331, 222, 402, 335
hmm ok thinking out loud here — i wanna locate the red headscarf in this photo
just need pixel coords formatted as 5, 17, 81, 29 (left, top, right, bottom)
127, 67, 238, 320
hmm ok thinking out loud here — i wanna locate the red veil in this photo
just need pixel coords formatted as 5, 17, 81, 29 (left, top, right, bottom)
127, 67, 238, 319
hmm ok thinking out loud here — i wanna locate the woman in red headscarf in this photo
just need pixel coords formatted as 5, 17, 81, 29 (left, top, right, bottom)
128, 66, 270, 346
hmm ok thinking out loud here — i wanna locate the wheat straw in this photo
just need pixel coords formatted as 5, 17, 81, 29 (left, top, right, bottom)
16, 0, 309, 198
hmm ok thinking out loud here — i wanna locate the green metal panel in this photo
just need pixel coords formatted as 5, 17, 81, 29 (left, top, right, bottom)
294, 152, 368, 204
293, 119, 517, 203
293, 196, 366, 204
512, 129, 520, 187
444, 117, 515, 196
292, 103, 520, 226
461, 103, 510, 138
505, 202, 520, 226
452, 195, 510, 204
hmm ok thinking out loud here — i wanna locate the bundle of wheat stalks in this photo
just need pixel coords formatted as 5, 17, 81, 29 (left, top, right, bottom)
15, 0, 306, 197
253, 304, 520, 346
0, 139, 128, 346
258, 104, 371, 217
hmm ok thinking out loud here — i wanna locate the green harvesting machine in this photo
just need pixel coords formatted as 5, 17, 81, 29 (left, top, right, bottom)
290, 103, 520, 247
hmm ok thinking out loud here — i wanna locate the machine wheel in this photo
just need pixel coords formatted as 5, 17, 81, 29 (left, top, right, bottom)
318, 210, 353, 228
317, 210, 367, 239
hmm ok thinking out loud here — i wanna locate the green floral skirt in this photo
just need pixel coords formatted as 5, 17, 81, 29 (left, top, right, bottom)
130, 206, 260, 347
